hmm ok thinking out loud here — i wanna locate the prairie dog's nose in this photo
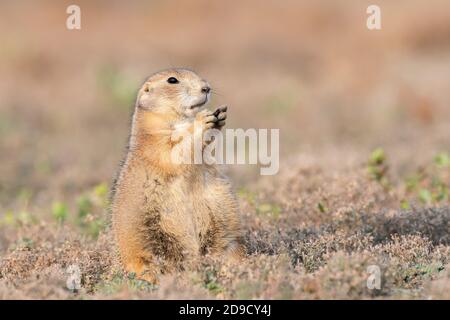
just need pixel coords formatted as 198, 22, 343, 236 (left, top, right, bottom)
201, 86, 211, 94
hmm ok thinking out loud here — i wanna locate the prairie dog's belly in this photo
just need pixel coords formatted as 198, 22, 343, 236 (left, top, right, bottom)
146, 173, 212, 255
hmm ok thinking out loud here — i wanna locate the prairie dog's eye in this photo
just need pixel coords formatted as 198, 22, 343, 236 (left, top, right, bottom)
144, 86, 150, 92
167, 77, 179, 84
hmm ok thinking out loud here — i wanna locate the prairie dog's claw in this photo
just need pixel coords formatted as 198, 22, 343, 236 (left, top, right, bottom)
213, 106, 227, 117
217, 112, 227, 121
202, 106, 228, 130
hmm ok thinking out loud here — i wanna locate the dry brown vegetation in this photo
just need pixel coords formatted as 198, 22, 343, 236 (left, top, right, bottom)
0, 1, 449, 299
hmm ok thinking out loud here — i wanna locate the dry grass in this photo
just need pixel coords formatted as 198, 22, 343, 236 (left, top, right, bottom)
0, 158, 448, 299
0, 0, 449, 299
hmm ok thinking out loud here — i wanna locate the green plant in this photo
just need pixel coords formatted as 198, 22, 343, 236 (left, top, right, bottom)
256, 203, 281, 219
403, 152, 449, 206
52, 201, 68, 223
97, 65, 137, 108
418, 189, 432, 205
93, 182, 109, 208
400, 200, 410, 210
95, 271, 157, 295
17, 211, 36, 225
1, 211, 16, 227
434, 152, 450, 168
368, 148, 390, 188
77, 195, 93, 219
203, 268, 224, 294
405, 172, 423, 192
75, 183, 108, 238
237, 187, 257, 205
317, 201, 328, 213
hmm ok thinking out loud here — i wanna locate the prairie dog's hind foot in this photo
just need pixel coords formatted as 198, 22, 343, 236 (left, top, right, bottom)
227, 241, 246, 262
123, 256, 159, 284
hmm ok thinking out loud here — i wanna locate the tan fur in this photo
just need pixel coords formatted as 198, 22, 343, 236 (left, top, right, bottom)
111, 69, 244, 283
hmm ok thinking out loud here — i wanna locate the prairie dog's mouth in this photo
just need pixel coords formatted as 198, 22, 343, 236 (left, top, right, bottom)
188, 96, 209, 109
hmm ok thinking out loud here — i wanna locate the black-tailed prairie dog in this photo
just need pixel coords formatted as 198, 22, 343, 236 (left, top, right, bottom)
111, 68, 244, 283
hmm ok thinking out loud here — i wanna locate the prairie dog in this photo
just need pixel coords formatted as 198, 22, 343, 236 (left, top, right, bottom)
111, 68, 244, 283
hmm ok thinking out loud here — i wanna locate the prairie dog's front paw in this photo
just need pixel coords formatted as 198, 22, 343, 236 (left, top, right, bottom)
195, 110, 216, 131
212, 106, 227, 129
195, 106, 228, 131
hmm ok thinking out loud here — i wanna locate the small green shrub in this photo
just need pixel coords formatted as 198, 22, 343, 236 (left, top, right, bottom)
368, 148, 390, 188
51, 201, 68, 223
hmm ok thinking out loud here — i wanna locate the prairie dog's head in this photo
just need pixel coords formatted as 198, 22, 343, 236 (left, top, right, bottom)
136, 68, 211, 118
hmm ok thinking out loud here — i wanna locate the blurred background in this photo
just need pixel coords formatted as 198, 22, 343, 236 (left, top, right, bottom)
1, 0, 450, 217
1, 0, 450, 300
